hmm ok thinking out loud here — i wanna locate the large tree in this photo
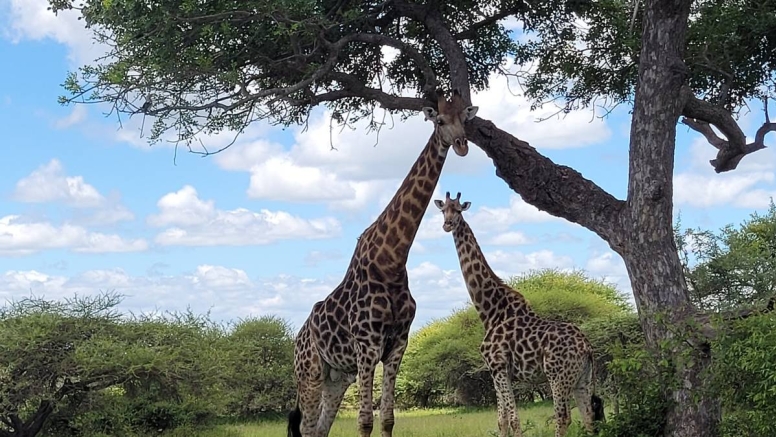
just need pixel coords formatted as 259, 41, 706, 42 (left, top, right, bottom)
49, 0, 776, 435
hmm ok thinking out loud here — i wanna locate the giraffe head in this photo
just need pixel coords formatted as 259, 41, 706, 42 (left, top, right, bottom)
421, 89, 479, 157
434, 191, 471, 232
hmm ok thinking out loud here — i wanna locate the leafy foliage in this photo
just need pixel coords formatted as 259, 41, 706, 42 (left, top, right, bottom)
221, 316, 296, 416
676, 200, 776, 311
514, 0, 776, 113
710, 313, 776, 437
506, 268, 632, 324
48, 0, 776, 153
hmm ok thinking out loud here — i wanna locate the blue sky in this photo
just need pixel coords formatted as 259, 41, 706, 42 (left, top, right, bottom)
2, 0, 775, 332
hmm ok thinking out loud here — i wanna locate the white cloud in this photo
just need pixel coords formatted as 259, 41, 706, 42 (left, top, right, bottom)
674, 139, 776, 208
147, 185, 341, 246
487, 231, 533, 246
407, 261, 471, 318
474, 60, 612, 150
12, 159, 135, 226
14, 159, 105, 207
0, 215, 148, 256
468, 195, 561, 231
54, 105, 88, 129
484, 249, 575, 277
5, 0, 107, 66
585, 250, 634, 302
0, 266, 307, 326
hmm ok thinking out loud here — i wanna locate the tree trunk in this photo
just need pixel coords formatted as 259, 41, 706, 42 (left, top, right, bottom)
617, 0, 721, 435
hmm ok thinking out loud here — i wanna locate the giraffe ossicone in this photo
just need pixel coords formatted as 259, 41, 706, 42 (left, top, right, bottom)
435, 192, 606, 437
288, 89, 478, 437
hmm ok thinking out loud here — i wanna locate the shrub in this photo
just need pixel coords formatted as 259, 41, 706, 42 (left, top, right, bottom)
710, 313, 776, 437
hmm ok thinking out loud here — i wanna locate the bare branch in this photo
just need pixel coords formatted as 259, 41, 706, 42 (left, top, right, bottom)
286, 72, 428, 111
348, 33, 438, 95
681, 89, 773, 173
681, 86, 763, 173
465, 116, 626, 244
680, 118, 727, 149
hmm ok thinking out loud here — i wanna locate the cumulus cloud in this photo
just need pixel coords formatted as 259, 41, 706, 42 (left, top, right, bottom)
54, 105, 88, 129
468, 195, 562, 231
0, 266, 314, 326
674, 139, 776, 208
12, 159, 135, 225
147, 185, 342, 246
585, 250, 633, 298
484, 249, 575, 278
487, 231, 533, 246
5, 0, 107, 66
0, 215, 148, 256
14, 159, 104, 207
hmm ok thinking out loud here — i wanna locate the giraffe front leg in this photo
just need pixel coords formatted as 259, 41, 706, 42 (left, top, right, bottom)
492, 370, 521, 437
379, 328, 411, 437
356, 342, 381, 437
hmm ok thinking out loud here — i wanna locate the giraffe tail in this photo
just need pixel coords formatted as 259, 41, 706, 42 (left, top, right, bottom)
287, 403, 303, 437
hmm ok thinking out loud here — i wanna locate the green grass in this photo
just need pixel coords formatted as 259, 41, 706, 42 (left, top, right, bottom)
173, 402, 589, 437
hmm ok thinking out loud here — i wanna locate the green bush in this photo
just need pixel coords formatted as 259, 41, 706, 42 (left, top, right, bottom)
580, 313, 644, 400
711, 313, 776, 437
595, 343, 671, 437
221, 316, 296, 416
507, 268, 632, 325
396, 306, 488, 408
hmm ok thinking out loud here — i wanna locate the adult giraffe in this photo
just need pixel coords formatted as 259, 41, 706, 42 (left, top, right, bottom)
434, 192, 605, 437
288, 89, 479, 437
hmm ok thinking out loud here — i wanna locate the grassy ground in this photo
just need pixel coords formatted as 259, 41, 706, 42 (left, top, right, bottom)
169, 402, 588, 437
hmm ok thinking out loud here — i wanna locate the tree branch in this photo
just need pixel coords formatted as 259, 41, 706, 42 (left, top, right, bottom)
465, 116, 626, 244
394, 0, 472, 104
681, 86, 770, 173
454, 6, 526, 40
295, 72, 428, 111
348, 33, 438, 95
24, 400, 54, 437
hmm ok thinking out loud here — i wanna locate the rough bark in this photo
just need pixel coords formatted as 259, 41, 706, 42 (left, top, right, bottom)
619, 0, 719, 435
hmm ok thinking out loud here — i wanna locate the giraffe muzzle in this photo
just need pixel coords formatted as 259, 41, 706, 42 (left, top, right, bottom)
452, 138, 469, 156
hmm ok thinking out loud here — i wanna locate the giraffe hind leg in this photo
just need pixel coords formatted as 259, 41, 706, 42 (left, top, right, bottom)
550, 381, 572, 437
492, 369, 521, 437
379, 324, 412, 437
316, 370, 356, 436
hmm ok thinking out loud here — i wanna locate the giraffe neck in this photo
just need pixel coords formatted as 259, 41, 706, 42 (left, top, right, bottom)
452, 220, 526, 327
370, 131, 447, 266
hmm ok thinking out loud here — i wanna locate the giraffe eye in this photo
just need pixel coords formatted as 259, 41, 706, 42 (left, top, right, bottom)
437, 119, 445, 126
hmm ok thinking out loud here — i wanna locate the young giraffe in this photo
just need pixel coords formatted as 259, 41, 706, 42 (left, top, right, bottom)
434, 192, 605, 437
288, 90, 479, 437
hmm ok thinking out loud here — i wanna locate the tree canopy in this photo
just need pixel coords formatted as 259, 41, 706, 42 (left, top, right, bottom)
51, 0, 775, 169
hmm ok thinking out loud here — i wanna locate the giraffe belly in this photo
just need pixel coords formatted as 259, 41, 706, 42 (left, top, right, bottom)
316, 324, 358, 373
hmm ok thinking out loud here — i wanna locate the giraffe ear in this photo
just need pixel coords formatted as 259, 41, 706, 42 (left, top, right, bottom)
434, 199, 445, 210
461, 201, 471, 211
463, 106, 479, 121
422, 107, 438, 122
